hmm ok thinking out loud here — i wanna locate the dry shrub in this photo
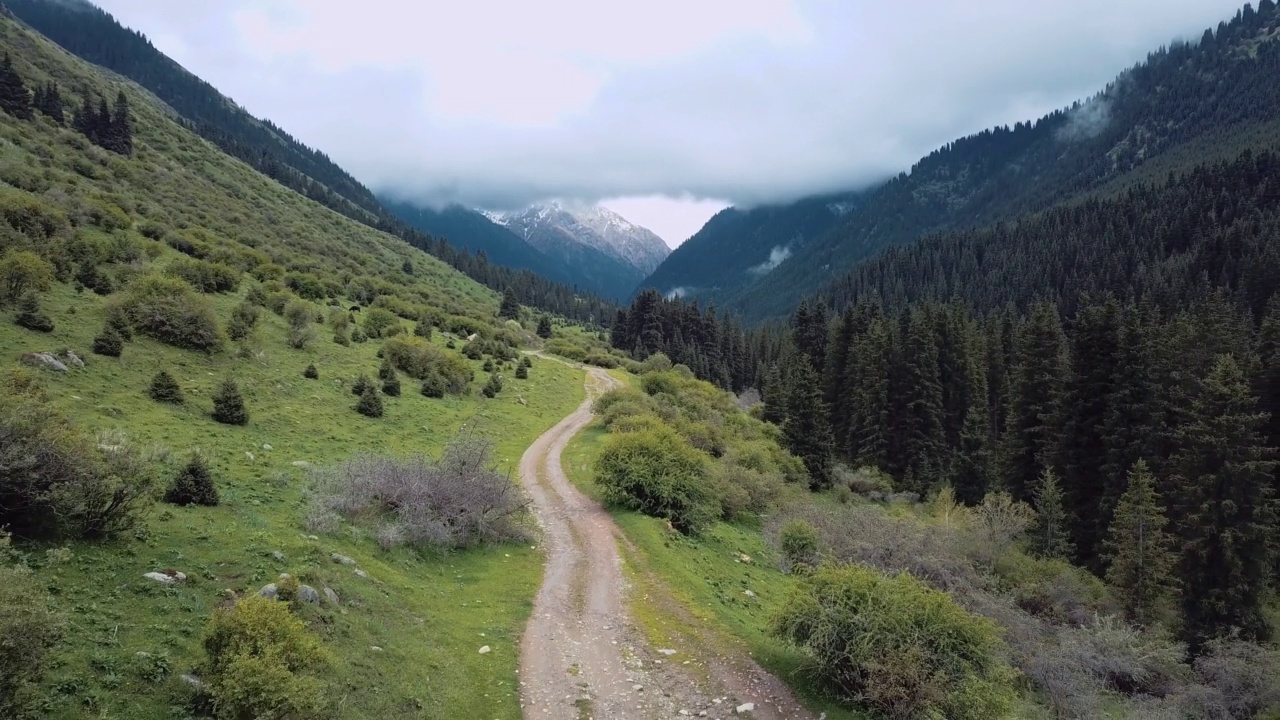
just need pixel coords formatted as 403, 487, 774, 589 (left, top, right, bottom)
306, 437, 528, 549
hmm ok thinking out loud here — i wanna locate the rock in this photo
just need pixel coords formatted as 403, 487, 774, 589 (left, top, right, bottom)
478, 645, 491, 654
144, 570, 186, 584
61, 351, 85, 368
353, 569, 369, 579
743, 589, 756, 598
657, 648, 677, 656
371, 646, 384, 652
324, 587, 340, 605
270, 551, 286, 562
179, 673, 205, 690
298, 585, 320, 604
632, 684, 644, 692
738, 553, 753, 563
245, 451, 255, 462
262, 443, 273, 450
292, 461, 312, 468
258, 583, 278, 599
736, 702, 755, 714
21, 352, 68, 372
331, 553, 356, 565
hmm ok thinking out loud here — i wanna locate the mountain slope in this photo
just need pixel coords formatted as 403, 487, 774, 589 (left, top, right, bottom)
499, 201, 670, 276
643, 0, 1280, 320
3, 0, 617, 324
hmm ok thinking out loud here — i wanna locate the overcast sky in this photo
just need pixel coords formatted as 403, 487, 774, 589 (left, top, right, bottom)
92, 0, 1243, 247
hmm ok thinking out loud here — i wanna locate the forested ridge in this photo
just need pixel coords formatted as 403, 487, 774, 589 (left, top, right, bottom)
2, 0, 618, 325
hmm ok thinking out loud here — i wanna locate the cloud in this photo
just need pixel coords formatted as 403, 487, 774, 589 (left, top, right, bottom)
748, 246, 792, 276
92, 0, 1242, 215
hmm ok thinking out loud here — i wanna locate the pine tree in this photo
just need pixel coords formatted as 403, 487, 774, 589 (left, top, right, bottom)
212, 378, 248, 425
92, 326, 124, 357
1001, 302, 1066, 502
1172, 355, 1276, 647
106, 90, 132, 155
303, 363, 318, 380
164, 454, 219, 507
148, 370, 184, 404
848, 317, 895, 469
0, 53, 33, 120
953, 405, 993, 506
784, 355, 835, 489
1103, 460, 1179, 627
537, 315, 553, 339
895, 307, 946, 488
1101, 308, 1160, 524
351, 373, 373, 396
498, 288, 520, 320
1030, 468, 1073, 559
356, 384, 384, 417
791, 300, 828, 374
13, 292, 53, 332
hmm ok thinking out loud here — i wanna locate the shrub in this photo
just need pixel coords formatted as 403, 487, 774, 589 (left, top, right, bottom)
104, 304, 133, 341
640, 352, 673, 373
594, 425, 715, 534
212, 378, 248, 425
381, 336, 473, 394
778, 520, 821, 571
0, 250, 54, 304
302, 364, 318, 380
481, 373, 503, 398
92, 327, 124, 357
413, 321, 432, 339
515, 364, 528, 379
584, 351, 619, 368
200, 596, 327, 720
0, 559, 64, 719
420, 372, 447, 398
148, 370, 184, 404
771, 564, 1017, 720
350, 374, 372, 396
544, 338, 585, 361
332, 330, 350, 346
306, 438, 528, 549
382, 374, 401, 397
361, 307, 399, 338
165, 256, 240, 293
112, 275, 223, 351
356, 385, 383, 418
12, 292, 53, 332
164, 454, 219, 507
482, 357, 494, 372
536, 315, 552, 338
0, 389, 156, 539
349, 326, 367, 343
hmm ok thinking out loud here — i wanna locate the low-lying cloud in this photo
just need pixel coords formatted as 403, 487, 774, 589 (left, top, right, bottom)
748, 246, 792, 276
94, 0, 1241, 212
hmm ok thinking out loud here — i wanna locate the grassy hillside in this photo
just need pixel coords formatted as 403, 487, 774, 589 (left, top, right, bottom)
0, 14, 587, 719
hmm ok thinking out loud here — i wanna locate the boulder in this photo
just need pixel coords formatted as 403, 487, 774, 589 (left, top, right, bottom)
144, 570, 186, 584
61, 351, 85, 368
478, 645, 491, 654
258, 583, 278, 600
331, 553, 356, 565
736, 703, 755, 714
323, 587, 340, 605
298, 584, 320, 604
21, 352, 68, 372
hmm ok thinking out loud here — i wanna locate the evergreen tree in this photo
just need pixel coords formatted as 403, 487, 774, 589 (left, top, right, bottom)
212, 378, 248, 425
92, 326, 124, 357
1101, 307, 1161, 524
164, 454, 219, 507
148, 370, 184, 404
1030, 468, 1073, 560
106, 90, 132, 155
1172, 355, 1276, 647
0, 53, 32, 120
537, 315, 553, 339
413, 320, 432, 339
34, 81, 64, 123
351, 373, 373, 396
303, 363, 318, 380
13, 292, 53, 332
848, 317, 895, 469
953, 405, 993, 506
498, 288, 520, 320
791, 300, 828, 373
894, 307, 946, 488
784, 355, 835, 489
1103, 460, 1179, 627
356, 384, 384, 417
1001, 302, 1066, 502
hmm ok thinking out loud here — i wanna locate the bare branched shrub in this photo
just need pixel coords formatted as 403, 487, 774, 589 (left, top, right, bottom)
306, 437, 529, 549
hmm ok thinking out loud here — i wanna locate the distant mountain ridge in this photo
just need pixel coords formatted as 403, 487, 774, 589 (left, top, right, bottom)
495, 201, 670, 275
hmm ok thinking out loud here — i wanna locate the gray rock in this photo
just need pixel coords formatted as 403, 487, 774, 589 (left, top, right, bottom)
270, 551, 286, 562
245, 451, 256, 462
61, 351, 85, 368
353, 569, 369, 579
736, 703, 755, 714
323, 587, 340, 605
262, 443, 273, 451
331, 553, 356, 565
888, 491, 921, 504
298, 585, 320, 604
22, 352, 68, 372
292, 461, 312, 468
657, 648, 677, 656
143, 570, 186, 584
259, 583, 278, 599
179, 674, 205, 690
478, 645, 491, 654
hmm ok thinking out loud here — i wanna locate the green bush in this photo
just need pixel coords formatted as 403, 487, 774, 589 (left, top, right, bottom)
148, 370, 184, 404
545, 338, 586, 361
200, 596, 327, 720
420, 372, 447, 398
482, 357, 494, 372
584, 351, 620, 368
0, 558, 64, 719
705, 461, 782, 520
382, 374, 401, 397
302, 364, 318, 380
356, 385, 384, 418
212, 378, 248, 425
76, 261, 114, 295
12, 292, 53, 332
0, 250, 54, 304
92, 327, 124, 357
112, 274, 224, 351
481, 373, 503, 398
594, 425, 715, 534
165, 256, 241, 293
361, 307, 400, 338
770, 564, 1017, 720
164, 454, 219, 507
515, 364, 528, 379
381, 336, 473, 394
778, 519, 820, 570
351, 374, 373, 396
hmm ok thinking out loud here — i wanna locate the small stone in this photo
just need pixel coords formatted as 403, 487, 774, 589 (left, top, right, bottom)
292, 461, 312, 468
245, 451, 256, 462
298, 585, 320, 604
371, 645, 384, 651
62, 351, 85, 368
270, 551, 285, 562
180, 674, 205, 690
262, 443, 273, 450
680, 711, 690, 716
657, 648, 677, 656
744, 589, 756, 598
354, 569, 369, 578
143, 570, 186, 584
736, 702, 755, 714
323, 587, 340, 605
258, 583, 278, 599
331, 553, 356, 565
478, 645, 491, 654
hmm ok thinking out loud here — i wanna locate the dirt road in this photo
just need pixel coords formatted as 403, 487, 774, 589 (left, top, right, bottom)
517, 366, 814, 719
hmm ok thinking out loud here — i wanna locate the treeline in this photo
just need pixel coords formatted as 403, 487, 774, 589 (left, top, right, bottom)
0, 50, 132, 154
4, 1, 615, 325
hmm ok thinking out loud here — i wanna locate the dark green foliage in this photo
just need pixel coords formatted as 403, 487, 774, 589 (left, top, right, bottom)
113, 275, 223, 352
778, 519, 820, 570
1029, 468, 1073, 560
481, 358, 494, 373
351, 374, 372, 396
782, 356, 833, 489
163, 454, 219, 507
211, 378, 248, 425
536, 315, 552, 338
893, 307, 946, 486
91, 326, 123, 357
413, 320, 432, 339
12, 292, 52, 332
32, 80, 63, 123
302, 364, 318, 380
420, 372, 447, 398
953, 405, 992, 506
0, 559, 64, 719
1103, 460, 1179, 627
148, 370, 183, 404
381, 374, 401, 397
70, 90, 132, 154
594, 425, 715, 534
497, 288, 520, 320
770, 564, 1017, 719
0, 52, 32, 120
355, 385, 383, 418
75, 261, 114, 295
349, 326, 367, 343
377, 358, 396, 382
1001, 302, 1065, 502
515, 364, 528, 379
481, 373, 503, 398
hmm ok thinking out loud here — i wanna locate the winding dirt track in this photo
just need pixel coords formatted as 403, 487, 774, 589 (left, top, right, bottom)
517, 366, 814, 720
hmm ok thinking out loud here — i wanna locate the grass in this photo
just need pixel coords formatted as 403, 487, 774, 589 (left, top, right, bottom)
560, 420, 864, 720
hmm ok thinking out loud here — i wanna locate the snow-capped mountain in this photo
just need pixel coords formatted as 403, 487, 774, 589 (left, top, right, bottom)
494, 201, 671, 275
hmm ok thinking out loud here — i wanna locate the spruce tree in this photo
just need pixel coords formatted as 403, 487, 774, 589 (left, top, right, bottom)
783, 355, 835, 489
1101, 308, 1160, 523
1102, 460, 1179, 627
848, 317, 894, 469
791, 300, 828, 374
953, 405, 993, 506
212, 378, 248, 425
895, 307, 946, 488
106, 90, 132, 155
37, 82, 64, 124
351, 373, 373, 396
1001, 302, 1066, 502
164, 454, 219, 507
0, 53, 32, 120
1030, 468, 1073, 559
1172, 355, 1276, 647
92, 326, 124, 357
498, 288, 520, 320
537, 315, 553, 339
13, 292, 53, 332
356, 384, 384, 417
303, 363, 318, 380
148, 370, 184, 404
